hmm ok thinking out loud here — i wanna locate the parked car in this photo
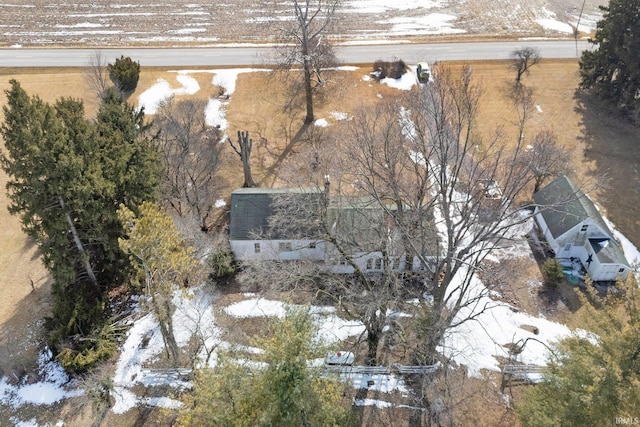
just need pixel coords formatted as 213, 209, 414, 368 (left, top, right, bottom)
416, 62, 431, 83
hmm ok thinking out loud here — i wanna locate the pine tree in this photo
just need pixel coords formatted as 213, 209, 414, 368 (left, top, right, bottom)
517, 276, 640, 426
177, 308, 354, 426
118, 201, 200, 365
0, 81, 160, 371
108, 55, 141, 93
580, 0, 640, 120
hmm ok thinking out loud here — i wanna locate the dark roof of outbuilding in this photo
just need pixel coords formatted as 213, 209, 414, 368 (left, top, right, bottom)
532, 175, 612, 239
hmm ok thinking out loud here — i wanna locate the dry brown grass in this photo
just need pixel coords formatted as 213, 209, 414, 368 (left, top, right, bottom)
1, 59, 637, 426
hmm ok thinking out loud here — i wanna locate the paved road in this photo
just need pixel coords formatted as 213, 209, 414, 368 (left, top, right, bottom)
1, 40, 590, 68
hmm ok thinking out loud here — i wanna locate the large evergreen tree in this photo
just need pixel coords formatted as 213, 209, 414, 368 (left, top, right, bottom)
0, 81, 160, 371
579, 0, 640, 120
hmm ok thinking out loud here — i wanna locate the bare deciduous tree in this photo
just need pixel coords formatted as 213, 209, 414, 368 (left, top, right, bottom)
229, 130, 257, 188
153, 97, 226, 232
240, 191, 419, 366
510, 47, 541, 84
272, 0, 340, 124
521, 130, 572, 194
85, 50, 111, 99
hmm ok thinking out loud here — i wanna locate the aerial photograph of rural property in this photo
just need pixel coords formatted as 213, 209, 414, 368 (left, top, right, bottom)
0, 0, 639, 425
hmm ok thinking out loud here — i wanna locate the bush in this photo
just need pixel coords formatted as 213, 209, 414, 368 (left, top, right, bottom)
208, 247, 236, 279
542, 258, 564, 290
372, 58, 407, 80
108, 55, 140, 92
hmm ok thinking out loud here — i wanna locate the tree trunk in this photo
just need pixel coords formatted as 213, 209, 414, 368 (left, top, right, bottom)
58, 195, 98, 287
366, 328, 380, 366
230, 130, 256, 188
303, 62, 314, 124
302, 29, 314, 124
151, 295, 180, 366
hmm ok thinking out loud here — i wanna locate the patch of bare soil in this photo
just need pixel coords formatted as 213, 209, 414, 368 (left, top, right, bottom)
479, 257, 543, 316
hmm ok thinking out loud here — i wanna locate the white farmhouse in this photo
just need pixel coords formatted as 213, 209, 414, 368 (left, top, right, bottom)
229, 187, 326, 262
229, 187, 440, 274
533, 175, 630, 282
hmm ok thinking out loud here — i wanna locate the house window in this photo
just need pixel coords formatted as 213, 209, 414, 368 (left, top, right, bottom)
619, 268, 625, 273
254, 243, 261, 253
279, 242, 293, 252
581, 224, 588, 232
366, 258, 373, 270
564, 244, 572, 251
374, 258, 383, 270
309, 242, 316, 249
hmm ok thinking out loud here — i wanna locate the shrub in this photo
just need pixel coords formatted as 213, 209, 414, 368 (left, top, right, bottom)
208, 247, 236, 279
372, 58, 407, 80
542, 258, 564, 290
108, 55, 141, 92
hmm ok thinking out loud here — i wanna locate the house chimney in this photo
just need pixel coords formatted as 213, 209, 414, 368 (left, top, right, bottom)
324, 174, 330, 202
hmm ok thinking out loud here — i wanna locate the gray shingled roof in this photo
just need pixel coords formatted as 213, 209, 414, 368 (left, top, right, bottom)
532, 175, 613, 239
230, 188, 440, 257
229, 188, 323, 240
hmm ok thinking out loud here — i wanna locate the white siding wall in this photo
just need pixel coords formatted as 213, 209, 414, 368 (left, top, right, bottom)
230, 239, 325, 262
583, 241, 629, 282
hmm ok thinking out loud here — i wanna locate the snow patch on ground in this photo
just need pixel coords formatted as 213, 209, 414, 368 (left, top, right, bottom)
354, 398, 394, 408
380, 68, 418, 90
137, 73, 200, 114
0, 348, 82, 409
111, 288, 221, 414
224, 298, 366, 344
330, 111, 350, 121
442, 271, 572, 375
203, 68, 268, 129
384, 14, 465, 35
205, 98, 226, 129
536, 8, 573, 33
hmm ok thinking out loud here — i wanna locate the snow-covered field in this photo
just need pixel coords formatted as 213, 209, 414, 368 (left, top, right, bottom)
1, 0, 602, 48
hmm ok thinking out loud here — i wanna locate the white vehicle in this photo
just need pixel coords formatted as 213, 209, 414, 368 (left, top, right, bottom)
326, 351, 355, 366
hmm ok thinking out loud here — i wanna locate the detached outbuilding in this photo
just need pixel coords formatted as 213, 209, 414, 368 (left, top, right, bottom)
533, 175, 630, 282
